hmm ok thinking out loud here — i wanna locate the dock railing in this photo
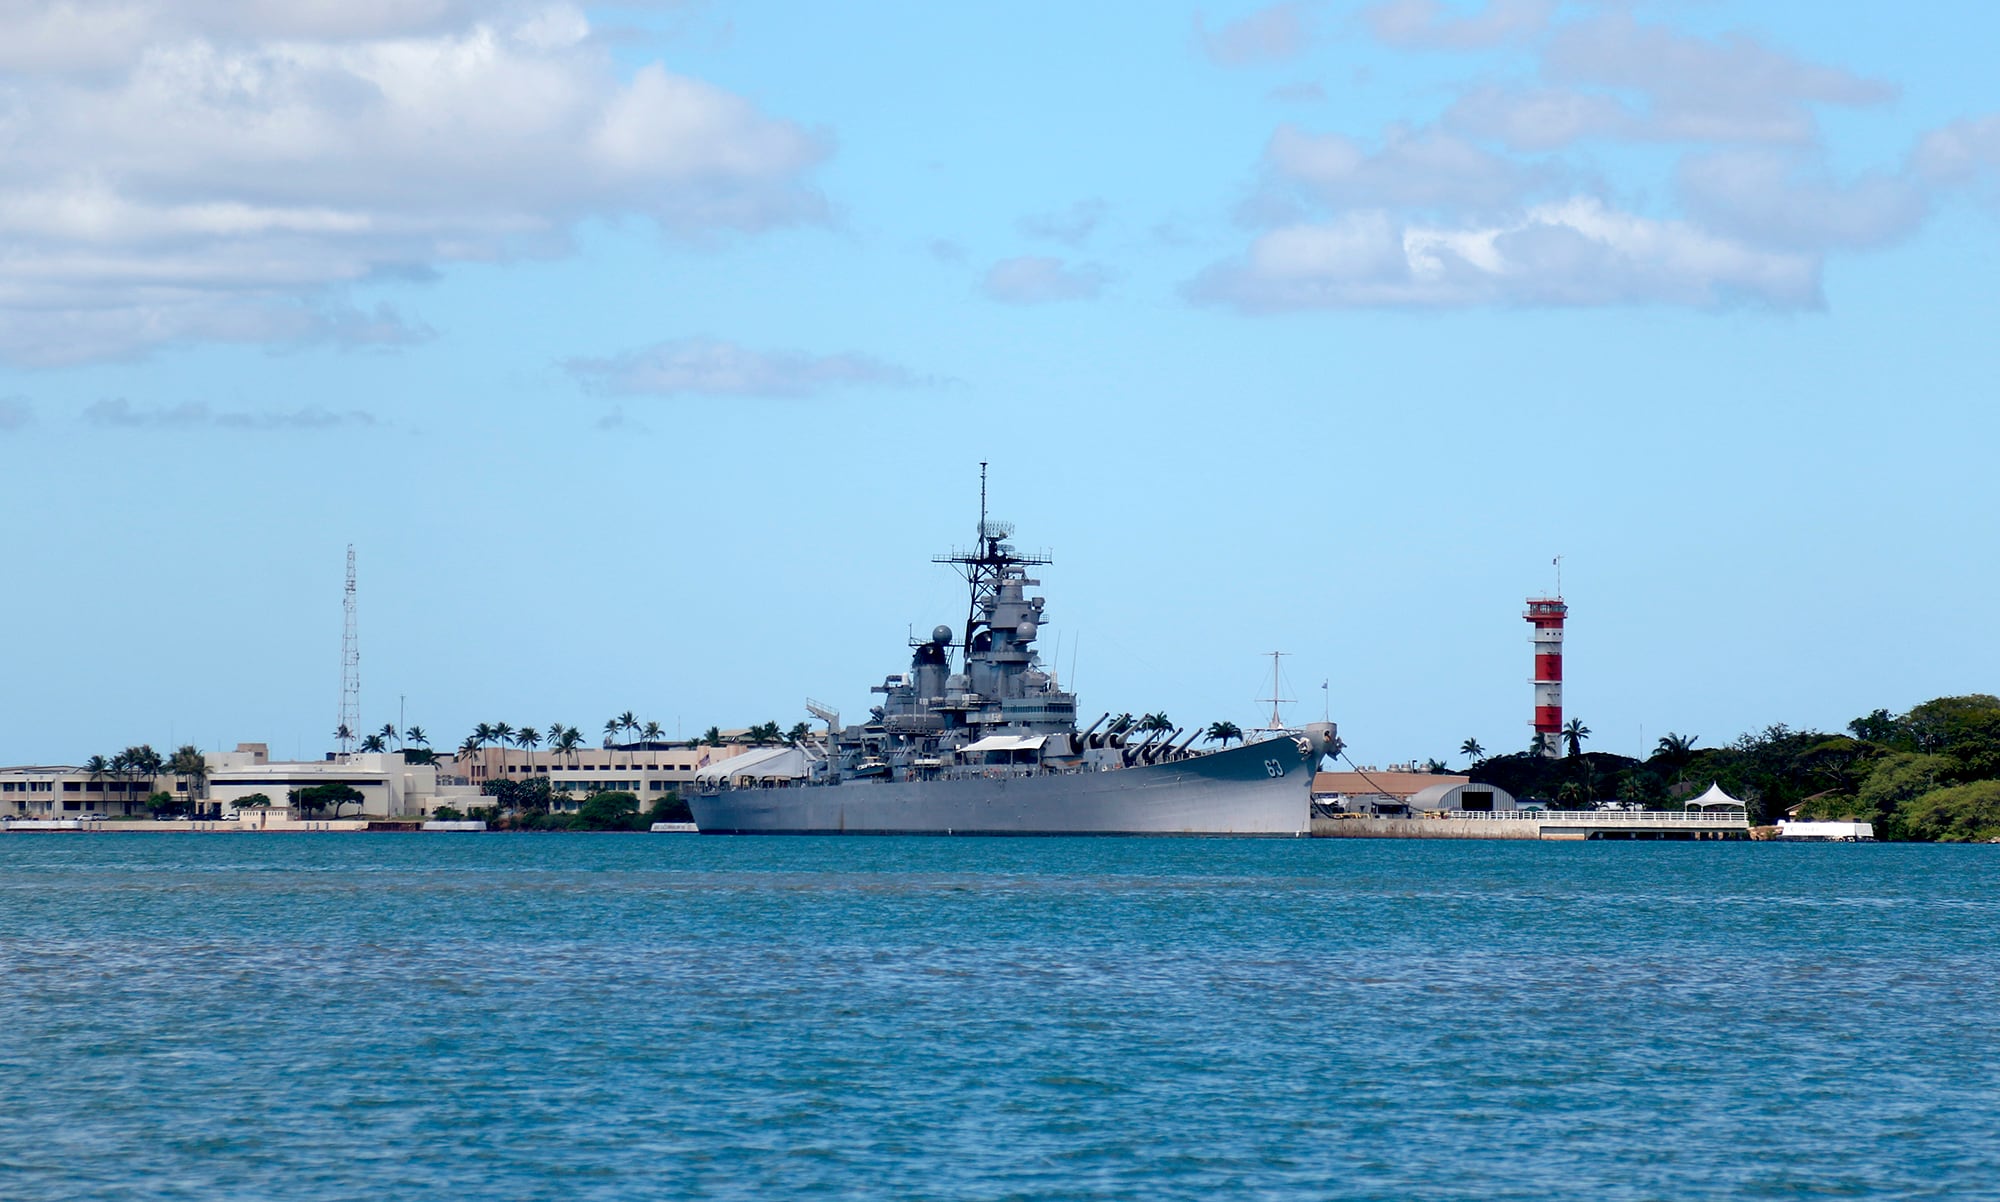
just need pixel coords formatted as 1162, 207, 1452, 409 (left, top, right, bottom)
1438, 809, 1747, 823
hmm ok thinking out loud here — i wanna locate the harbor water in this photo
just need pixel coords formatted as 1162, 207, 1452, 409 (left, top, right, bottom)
2, 835, 1995, 1200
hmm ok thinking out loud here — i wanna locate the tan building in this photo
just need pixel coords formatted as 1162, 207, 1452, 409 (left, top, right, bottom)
450, 741, 754, 806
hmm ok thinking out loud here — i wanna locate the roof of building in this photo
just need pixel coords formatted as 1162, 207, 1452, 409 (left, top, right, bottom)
1312, 771, 1468, 799
1408, 781, 1517, 810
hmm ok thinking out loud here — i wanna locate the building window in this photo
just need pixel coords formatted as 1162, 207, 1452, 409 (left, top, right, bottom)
63, 782, 81, 792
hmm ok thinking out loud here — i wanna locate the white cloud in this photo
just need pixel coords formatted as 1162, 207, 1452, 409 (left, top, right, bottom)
1188, 198, 1818, 310
1914, 114, 2000, 187
1444, 84, 1631, 151
1677, 150, 1925, 251
980, 256, 1109, 304
1018, 199, 1107, 246
564, 338, 917, 398
81, 397, 378, 429
1363, 0, 1554, 50
1263, 122, 1554, 211
1196, 4, 1311, 67
0, 2, 828, 365
1542, 14, 1895, 145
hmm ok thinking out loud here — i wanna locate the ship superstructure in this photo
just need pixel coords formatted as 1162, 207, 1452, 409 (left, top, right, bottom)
689, 466, 1336, 834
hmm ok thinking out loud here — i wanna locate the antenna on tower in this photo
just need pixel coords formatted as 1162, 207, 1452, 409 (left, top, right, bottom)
338, 545, 359, 756
1553, 554, 1564, 600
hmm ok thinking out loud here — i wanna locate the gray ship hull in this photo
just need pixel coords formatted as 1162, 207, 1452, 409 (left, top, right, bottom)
689, 735, 1314, 835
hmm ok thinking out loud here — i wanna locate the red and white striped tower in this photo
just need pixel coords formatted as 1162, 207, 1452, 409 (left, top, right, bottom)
1524, 592, 1567, 758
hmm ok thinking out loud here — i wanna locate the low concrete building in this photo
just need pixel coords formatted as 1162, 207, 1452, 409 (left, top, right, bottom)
208, 750, 449, 819
452, 742, 755, 805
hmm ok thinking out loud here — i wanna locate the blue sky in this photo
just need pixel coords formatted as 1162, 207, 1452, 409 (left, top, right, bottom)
3, 0, 1999, 767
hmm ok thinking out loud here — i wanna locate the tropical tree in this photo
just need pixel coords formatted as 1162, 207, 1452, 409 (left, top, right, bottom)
1138, 712, 1172, 735
1460, 738, 1485, 762
404, 726, 429, 749
702, 726, 724, 747
457, 734, 482, 762
83, 754, 111, 803
292, 783, 364, 818
554, 726, 585, 767
619, 711, 640, 746
1107, 713, 1135, 735
1563, 719, 1592, 758
167, 745, 208, 816
334, 723, 355, 753
640, 720, 662, 745
603, 718, 621, 748
116, 745, 164, 804
787, 721, 812, 744
489, 722, 515, 773
378, 723, 400, 750
359, 734, 387, 753
747, 721, 782, 746
515, 723, 542, 771
1655, 732, 1698, 764
1204, 720, 1243, 747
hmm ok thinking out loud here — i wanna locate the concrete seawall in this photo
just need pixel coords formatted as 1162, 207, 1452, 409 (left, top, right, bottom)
1312, 813, 1751, 841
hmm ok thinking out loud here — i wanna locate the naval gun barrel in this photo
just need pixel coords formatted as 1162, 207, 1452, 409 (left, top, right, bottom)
1073, 713, 1110, 754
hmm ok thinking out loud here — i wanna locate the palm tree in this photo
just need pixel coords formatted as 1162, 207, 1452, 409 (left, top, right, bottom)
404, 725, 428, 749
359, 734, 387, 753
1460, 738, 1484, 762
642, 721, 663, 745
787, 721, 812, 744
554, 726, 585, 768
83, 754, 111, 804
515, 724, 541, 772
1107, 713, 1135, 735
702, 726, 723, 747
748, 721, 782, 746
603, 718, 621, 748
334, 723, 354, 754
489, 721, 515, 774
1654, 732, 1699, 783
1138, 712, 1171, 735
378, 723, 399, 750
1563, 718, 1591, 758
167, 745, 208, 816
1655, 732, 1699, 763
457, 734, 482, 762
1203, 720, 1243, 747
618, 711, 639, 748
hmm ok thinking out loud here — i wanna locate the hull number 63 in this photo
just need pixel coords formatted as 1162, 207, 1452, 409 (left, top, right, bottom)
1263, 760, 1286, 778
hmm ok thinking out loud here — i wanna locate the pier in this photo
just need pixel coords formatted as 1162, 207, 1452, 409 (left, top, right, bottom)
1312, 809, 1751, 841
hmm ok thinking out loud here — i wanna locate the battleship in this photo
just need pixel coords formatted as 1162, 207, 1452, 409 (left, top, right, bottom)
688, 468, 1336, 835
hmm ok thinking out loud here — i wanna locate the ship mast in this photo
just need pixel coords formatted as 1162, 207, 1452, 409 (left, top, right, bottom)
1261, 650, 1293, 730
934, 462, 1050, 676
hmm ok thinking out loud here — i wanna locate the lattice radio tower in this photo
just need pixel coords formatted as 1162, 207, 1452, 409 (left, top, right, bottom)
338, 545, 359, 755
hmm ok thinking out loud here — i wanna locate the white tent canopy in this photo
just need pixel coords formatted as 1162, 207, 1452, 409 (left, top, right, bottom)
694, 745, 807, 784
1688, 782, 1747, 810
958, 735, 1047, 755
